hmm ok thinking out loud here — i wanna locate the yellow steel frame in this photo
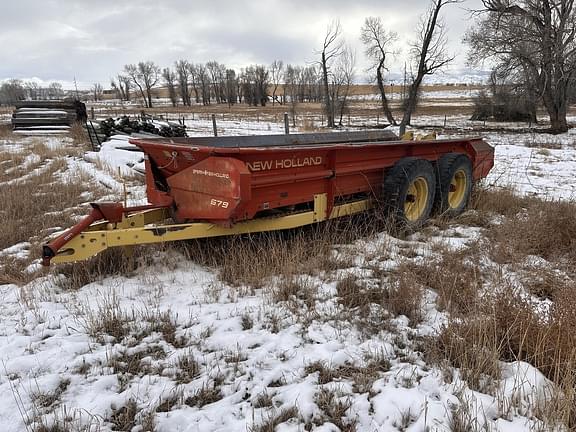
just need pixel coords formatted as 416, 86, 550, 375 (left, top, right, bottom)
51, 194, 372, 264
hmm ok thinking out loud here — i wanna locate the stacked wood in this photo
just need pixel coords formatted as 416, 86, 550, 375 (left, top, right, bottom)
12, 100, 87, 134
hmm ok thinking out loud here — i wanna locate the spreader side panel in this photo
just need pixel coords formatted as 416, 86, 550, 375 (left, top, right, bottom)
167, 157, 251, 221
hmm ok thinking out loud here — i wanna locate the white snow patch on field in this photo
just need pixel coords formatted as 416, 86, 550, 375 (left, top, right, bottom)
488, 144, 576, 199
85, 135, 144, 177
1, 114, 575, 431
0, 234, 554, 432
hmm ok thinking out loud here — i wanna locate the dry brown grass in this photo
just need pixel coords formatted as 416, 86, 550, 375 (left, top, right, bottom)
385, 270, 425, 325
429, 284, 576, 426
419, 188, 576, 428
336, 274, 368, 309
56, 248, 139, 291
518, 264, 576, 300
314, 388, 356, 431
0, 150, 34, 183
68, 122, 89, 148
108, 399, 138, 431
0, 123, 14, 139
1, 163, 79, 235
304, 355, 391, 396
0, 156, 101, 284
178, 216, 372, 291
185, 383, 223, 408
174, 353, 200, 384
251, 407, 301, 432
401, 248, 482, 316
0, 134, 119, 285
487, 199, 576, 269
335, 267, 426, 326
469, 186, 534, 219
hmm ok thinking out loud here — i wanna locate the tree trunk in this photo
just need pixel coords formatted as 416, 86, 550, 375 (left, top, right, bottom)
321, 52, 334, 128
377, 63, 396, 126
547, 104, 568, 133
134, 83, 146, 108
399, 77, 423, 136
146, 88, 153, 108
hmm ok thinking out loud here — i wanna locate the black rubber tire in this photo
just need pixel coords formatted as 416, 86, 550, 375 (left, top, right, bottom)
382, 157, 436, 229
433, 153, 473, 217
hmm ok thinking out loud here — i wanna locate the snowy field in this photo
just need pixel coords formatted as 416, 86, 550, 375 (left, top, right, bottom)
1, 114, 575, 432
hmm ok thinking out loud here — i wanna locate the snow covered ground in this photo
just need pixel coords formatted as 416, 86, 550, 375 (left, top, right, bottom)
0, 114, 575, 431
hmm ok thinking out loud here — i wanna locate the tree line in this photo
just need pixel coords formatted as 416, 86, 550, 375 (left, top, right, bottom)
109, 61, 326, 109
106, 0, 468, 134
0, 81, 64, 105
2, 0, 574, 134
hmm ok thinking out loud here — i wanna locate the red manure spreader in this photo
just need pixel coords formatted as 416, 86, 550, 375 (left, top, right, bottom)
42, 130, 494, 265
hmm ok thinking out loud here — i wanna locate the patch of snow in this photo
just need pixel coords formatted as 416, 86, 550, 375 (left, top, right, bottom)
0, 242, 31, 259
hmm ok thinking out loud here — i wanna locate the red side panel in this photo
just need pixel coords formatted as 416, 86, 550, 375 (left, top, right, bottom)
167, 157, 251, 221
469, 139, 495, 180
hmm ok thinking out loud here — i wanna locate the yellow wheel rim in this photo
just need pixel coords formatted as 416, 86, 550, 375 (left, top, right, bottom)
404, 177, 429, 222
448, 170, 467, 209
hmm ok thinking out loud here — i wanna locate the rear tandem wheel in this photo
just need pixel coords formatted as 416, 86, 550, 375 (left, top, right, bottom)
433, 153, 474, 217
382, 157, 436, 230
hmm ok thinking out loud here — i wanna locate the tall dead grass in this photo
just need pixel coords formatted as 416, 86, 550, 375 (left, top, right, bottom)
487, 199, 576, 269
412, 188, 576, 427
0, 159, 91, 250
401, 247, 482, 316
69, 122, 89, 148
0, 122, 13, 139
431, 285, 576, 426
178, 214, 380, 291
0, 152, 106, 284
469, 186, 534, 220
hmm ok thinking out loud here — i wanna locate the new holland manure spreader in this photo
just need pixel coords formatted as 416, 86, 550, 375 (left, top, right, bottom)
42, 130, 494, 265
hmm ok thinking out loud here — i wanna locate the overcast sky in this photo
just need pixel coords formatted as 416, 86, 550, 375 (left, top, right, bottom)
0, 0, 484, 89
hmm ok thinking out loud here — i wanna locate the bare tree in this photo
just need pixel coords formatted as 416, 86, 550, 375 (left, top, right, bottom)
113, 74, 131, 101
92, 83, 103, 101
175, 60, 191, 106
110, 79, 121, 100
194, 63, 211, 105
48, 82, 64, 99
124, 61, 160, 108
224, 69, 238, 106
0, 79, 25, 105
284, 64, 300, 124
466, 0, 576, 133
270, 60, 284, 105
318, 20, 344, 128
399, 0, 462, 135
241, 65, 269, 106
162, 67, 178, 107
24, 81, 39, 100
187, 63, 201, 104
206, 61, 227, 104
333, 46, 356, 126
361, 17, 398, 125
124, 64, 146, 106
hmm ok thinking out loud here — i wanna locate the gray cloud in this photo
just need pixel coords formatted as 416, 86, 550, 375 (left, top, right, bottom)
0, 0, 483, 88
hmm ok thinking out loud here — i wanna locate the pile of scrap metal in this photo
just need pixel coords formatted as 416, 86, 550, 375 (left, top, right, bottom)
86, 115, 187, 151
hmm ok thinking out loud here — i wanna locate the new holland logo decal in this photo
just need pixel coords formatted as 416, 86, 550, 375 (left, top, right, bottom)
247, 157, 323, 172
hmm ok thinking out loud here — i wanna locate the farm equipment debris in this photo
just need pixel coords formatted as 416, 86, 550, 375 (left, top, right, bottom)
42, 130, 494, 265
